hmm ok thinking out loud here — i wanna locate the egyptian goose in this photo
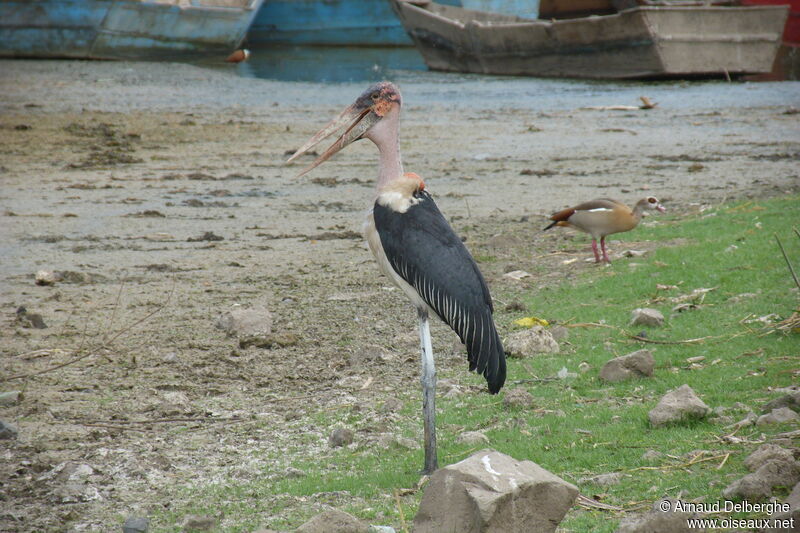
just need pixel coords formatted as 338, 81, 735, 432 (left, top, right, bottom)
544, 197, 665, 263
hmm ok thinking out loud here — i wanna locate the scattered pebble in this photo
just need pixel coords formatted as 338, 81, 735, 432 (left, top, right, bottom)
0, 391, 22, 406
182, 514, 217, 532
215, 305, 273, 338
15, 306, 47, 329
122, 516, 150, 533
504, 326, 559, 358
0, 419, 19, 439
648, 384, 710, 427
329, 428, 354, 448
630, 308, 664, 327
456, 431, 489, 445
503, 388, 534, 408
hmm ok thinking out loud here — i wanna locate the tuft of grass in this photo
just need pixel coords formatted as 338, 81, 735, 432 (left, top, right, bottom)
155, 196, 799, 531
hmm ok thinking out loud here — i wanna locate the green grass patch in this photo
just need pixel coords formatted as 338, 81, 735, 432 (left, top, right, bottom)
156, 196, 799, 532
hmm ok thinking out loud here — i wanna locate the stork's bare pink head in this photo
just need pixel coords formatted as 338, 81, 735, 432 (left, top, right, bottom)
286, 82, 402, 177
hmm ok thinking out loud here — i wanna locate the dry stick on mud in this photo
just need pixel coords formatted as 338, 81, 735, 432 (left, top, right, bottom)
2, 280, 175, 382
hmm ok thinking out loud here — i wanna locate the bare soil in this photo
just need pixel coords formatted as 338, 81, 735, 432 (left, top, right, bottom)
1, 60, 798, 531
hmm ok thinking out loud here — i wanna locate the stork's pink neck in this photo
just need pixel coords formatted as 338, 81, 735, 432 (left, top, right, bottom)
365, 104, 404, 193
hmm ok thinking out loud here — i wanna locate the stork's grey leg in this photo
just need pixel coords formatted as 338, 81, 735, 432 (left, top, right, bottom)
418, 308, 438, 474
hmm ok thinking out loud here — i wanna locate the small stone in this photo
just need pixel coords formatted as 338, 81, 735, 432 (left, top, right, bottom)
630, 308, 665, 327
296, 509, 370, 533
122, 516, 150, 533
757, 407, 800, 426
35, 270, 57, 286
456, 431, 489, 445
648, 384, 710, 427
215, 305, 273, 337
578, 362, 592, 373
182, 515, 216, 532
381, 397, 403, 413
0, 391, 21, 406
600, 349, 655, 382
16, 306, 47, 329
503, 388, 534, 408
722, 457, 800, 500
0, 419, 18, 439
504, 326, 559, 358
744, 444, 795, 472
329, 428, 354, 448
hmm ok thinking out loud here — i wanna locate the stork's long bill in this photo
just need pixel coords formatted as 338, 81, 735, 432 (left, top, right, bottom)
286, 83, 400, 177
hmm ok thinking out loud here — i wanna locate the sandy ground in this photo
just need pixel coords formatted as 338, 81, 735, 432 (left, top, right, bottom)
0, 60, 799, 531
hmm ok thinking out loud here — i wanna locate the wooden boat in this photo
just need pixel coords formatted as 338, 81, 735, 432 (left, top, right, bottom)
390, 0, 790, 79
246, 0, 539, 46
0, 0, 264, 60
742, 0, 800, 79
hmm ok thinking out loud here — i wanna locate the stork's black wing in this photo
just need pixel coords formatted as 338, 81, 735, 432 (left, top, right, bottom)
374, 190, 506, 394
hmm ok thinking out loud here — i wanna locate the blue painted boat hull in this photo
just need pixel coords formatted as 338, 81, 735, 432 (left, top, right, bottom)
0, 0, 264, 60
247, 0, 538, 46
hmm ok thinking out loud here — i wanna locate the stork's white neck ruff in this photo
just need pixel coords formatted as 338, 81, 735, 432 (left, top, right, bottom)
377, 173, 425, 213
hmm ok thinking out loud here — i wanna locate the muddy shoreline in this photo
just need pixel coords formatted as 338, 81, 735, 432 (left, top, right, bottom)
1, 59, 799, 531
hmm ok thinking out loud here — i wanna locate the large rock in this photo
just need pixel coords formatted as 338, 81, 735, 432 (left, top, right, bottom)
600, 350, 655, 382
615, 499, 703, 532
504, 326, 559, 358
763, 482, 800, 533
757, 407, 800, 426
296, 509, 370, 533
648, 385, 711, 427
414, 449, 578, 533
214, 304, 272, 337
744, 444, 796, 472
763, 390, 800, 413
722, 457, 800, 500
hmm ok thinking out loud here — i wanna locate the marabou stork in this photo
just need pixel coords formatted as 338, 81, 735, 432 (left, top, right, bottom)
544, 197, 666, 263
287, 82, 506, 473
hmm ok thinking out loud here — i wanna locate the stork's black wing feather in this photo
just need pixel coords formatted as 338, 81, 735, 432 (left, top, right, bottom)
374, 191, 506, 394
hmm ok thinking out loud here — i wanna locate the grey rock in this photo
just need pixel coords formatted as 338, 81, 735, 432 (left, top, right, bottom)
630, 308, 665, 327
456, 431, 489, 445
16, 306, 47, 329
0, 391, 21, 407
648, 385, 711, 427
182, 515, 216, 532
414, 449, 578, 533
600, 349, 655, 382
215, 304, 273, 337
504, 326, 559, 358
504, 388, 534, 409
368, 527, 396, 533
764, 391, 800, 413
744, 444, 796, 472
722, 457, 800, 500
757, 407, 800, 426
329, 428, 354, 448
616, 498, 703, 532
122, 516, 149, 533
0, 419, 18, 439
35, 270, 57, 286
296, 509, 370, 533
